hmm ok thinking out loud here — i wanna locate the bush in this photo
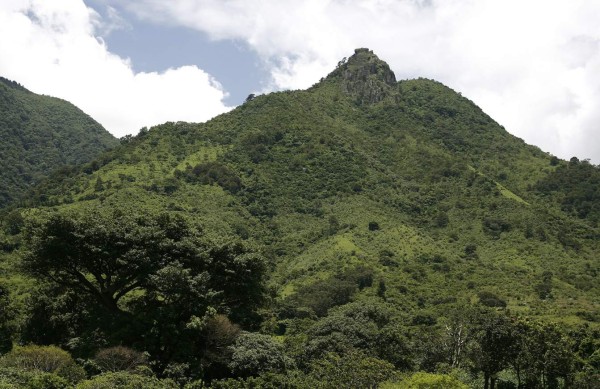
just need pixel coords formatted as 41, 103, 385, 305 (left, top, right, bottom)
0, 367, 69, 389
0, 345, 74, 373
76, 371, 178, 389
0, 345, 86, 385
477, 291, 507, 308
382, 372, 468, 388
368, 221, 380, 231
309, 351, 398, 388
287, 278, 356, 317
28, 373, 70, 389
482, 218, 511, 238
228, 332, 289, 377
94, 346, 147, 373
176, 162, 242, 193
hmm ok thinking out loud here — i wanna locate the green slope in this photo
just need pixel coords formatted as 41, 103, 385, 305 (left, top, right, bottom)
1, 48, 599, 387
0, 77, 119, 208
10, 48, 599, 322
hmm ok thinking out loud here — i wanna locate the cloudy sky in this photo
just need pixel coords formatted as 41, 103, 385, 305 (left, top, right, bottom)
1, 0, 599, 162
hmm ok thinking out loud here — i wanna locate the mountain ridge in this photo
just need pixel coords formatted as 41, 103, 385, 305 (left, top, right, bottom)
0, 49, 598, 387
0, 76, 119, 208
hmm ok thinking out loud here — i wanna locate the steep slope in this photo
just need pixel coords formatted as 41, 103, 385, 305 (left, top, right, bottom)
0, 77, 119, 208
1, 49, 599, 386
10, 49, 597, 325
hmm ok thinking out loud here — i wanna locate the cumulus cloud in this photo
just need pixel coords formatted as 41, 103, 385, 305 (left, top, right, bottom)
0, 0, 231, 138
123, 0, 600, 162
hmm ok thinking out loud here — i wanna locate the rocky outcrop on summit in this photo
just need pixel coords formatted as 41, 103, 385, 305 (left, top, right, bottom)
327, 48, 397, 104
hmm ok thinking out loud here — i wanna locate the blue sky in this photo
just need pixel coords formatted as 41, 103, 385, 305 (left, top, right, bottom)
1, 0, 600, 163
87, 0, 268, 105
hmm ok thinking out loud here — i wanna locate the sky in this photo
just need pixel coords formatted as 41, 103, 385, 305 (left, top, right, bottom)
1, 0, 599, 163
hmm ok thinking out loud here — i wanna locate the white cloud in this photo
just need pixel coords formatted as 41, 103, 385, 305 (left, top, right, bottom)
123, 0, 600, 162
0, 0, 231, 138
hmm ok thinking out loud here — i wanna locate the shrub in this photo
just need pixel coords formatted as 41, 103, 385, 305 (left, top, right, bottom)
0, 345, 85, 384
94, 346, 147, 373
177, 162, 242, 193
0, 345, 74, 373
309, 351, 398, 388
482, 218, 511, 238
477, 291, 507, 308
0, 367, 69, 389
287, 278, 356, 317
368, 222, 380, 231
76, 371, 178, 389
382, 371, 468, 388
228, 332, 289, 377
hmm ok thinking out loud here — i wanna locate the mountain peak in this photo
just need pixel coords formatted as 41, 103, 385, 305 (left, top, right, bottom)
325, 48, 397, 104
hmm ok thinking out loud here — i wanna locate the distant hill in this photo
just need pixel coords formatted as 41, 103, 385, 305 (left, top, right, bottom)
1, 49, 598, 387
0, 77, 119, 208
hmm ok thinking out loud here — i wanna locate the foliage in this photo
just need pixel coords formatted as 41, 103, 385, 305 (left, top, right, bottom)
0, 345, 86, 385
19, 207, 267, 370
175, 162, 242, 194
227, 332, 289, 377
308, 351, 398, 388
0, 77, 118, 208
535, 158, 600, 226
1, 49, 599, 386
382, 372, 468, 389
0, 283, 15, 354
76, 371, 178, 389
93, 346, 147, 373
0, 345, 74, 373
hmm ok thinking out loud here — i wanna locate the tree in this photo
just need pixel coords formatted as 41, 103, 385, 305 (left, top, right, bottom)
21, 207, 267, 370
228, 332, 289, 377
0, 283, 15, 354
511, 319, 575, 388
94, 346, 148, 373
23, 209, 201, 314
471, 312, 518, 389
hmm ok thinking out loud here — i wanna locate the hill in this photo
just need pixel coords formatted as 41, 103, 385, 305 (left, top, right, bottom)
0, 49, 598, 388
0, 77, 119, 208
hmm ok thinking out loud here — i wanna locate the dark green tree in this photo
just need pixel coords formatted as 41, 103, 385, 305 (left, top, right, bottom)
22, 210, 202, 314
471, 312, 518, 389
0, 283, 15, 354
21, 207, 267, 371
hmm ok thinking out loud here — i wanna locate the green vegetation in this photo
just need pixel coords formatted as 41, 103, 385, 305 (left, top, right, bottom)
0, 77, 118, 208
1, 49, 599, 387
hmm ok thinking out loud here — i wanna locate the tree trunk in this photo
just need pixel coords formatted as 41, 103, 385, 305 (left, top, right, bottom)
484, 372, 490, 389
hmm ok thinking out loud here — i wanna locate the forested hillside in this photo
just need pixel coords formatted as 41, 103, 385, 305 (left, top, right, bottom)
0, 49, 598, 388
0, 77, 119, 208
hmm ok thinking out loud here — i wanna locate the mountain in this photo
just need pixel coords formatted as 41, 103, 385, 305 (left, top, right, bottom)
0, 77, 119, 208
0, 49, 598, 387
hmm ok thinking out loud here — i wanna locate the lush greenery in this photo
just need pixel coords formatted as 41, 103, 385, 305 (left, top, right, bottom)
1, 49, 599, 388
0, 77, 118, 208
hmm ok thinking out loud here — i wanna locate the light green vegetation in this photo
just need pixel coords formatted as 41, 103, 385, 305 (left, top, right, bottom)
0, 48, 598, 387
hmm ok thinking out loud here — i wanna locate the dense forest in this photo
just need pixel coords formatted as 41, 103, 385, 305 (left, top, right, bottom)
0, 77, 119, 208
0, 49, 598, 388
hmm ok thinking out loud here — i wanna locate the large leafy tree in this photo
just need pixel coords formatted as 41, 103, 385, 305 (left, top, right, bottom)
23, 209, 202, 314
21, 207, 267, 369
